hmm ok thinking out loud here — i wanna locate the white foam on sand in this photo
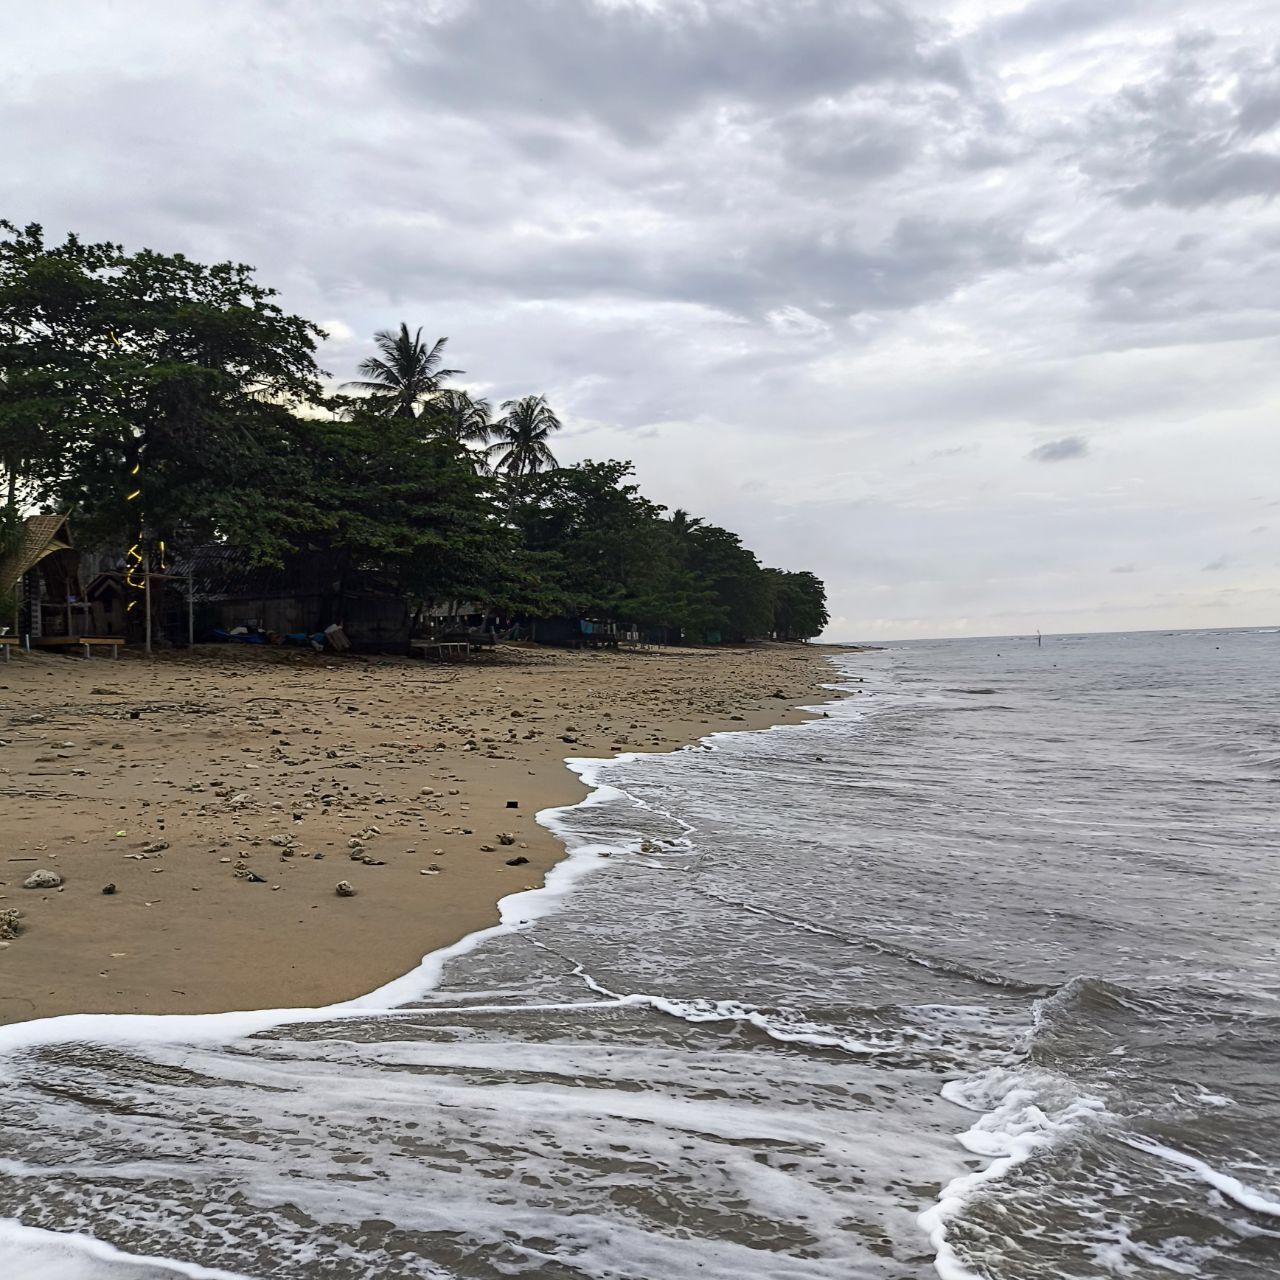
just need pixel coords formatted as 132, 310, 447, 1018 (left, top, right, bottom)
0, 670, 870, 1279
0, 769, 640, 1278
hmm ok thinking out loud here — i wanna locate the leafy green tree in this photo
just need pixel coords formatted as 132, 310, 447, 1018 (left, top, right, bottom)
0, 220, 325, 559
342, 323, 458, 419
767, 568, 829, 640
3, 219, 832, 647
683, 522, 773, 641
291, 408, 508, 605
486, 394, 562, 477
508, 460, 673, 620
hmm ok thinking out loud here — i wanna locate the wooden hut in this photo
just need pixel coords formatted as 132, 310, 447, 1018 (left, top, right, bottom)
0, 514, 123, 654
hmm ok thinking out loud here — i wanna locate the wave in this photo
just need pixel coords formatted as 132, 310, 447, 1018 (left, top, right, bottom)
0, 1219, 258, 1280
919, 1064, 1111, 1280
1122, 1136, 1280, 1218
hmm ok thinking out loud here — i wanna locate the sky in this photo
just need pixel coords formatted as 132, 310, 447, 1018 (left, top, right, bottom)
2, 0, 1279, 640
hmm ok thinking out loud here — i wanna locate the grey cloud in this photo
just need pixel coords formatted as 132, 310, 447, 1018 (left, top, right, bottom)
375, 0, 969, 142
1088, 231, 1280, 333
770, 106, 921, 180
990, 0, 1155, 45
1028, 437, 1088, 462
1081, 39, 1280, 208
331, 205, 1042, 323
1111, 564, 1138, 574
1202, 556, 1230, 571
1234, 49, 1280, 135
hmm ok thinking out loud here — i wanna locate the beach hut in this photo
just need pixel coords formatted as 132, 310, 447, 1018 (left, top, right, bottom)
0, 514, 124, 655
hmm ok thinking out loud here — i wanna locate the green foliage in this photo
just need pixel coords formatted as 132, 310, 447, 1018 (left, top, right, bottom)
0, 222, 829, 639
486, 394, 562, 477
289, 408, 507, 601
340, 323, 457, 420
766, 568, 829, 641
0, 220, 325, 556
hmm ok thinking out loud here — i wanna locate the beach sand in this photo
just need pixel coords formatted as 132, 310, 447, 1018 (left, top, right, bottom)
0, 641, 846, 1024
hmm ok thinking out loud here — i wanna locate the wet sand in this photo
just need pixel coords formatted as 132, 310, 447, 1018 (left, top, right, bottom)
0, 641, 846, 1023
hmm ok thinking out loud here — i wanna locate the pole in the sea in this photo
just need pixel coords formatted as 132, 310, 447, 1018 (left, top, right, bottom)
1037, 629, 1042, 648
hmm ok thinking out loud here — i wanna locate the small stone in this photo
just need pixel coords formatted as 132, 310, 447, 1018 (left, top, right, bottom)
23, 869, 62, 889
479, 844, 496, 852
505, 856, 530, 867
497, 833, 516, 846
0, 909, 22, 940
335, 881, 357, 897
101, 883, 117, 895
505, 800, 519, 809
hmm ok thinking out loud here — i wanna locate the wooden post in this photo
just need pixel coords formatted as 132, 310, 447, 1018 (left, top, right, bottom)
188, 571, 194, 648
144, 567, 152, 656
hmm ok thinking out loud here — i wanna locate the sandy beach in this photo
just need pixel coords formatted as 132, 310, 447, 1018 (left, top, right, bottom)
0, 641, 846, 1024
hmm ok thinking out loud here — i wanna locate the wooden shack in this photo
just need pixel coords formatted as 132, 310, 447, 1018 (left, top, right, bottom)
0, 514, 124, 653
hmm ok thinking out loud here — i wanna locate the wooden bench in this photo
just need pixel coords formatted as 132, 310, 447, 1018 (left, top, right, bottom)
0, 636, 17, 662
32, 636, 123, 659
409, 640, 472, 662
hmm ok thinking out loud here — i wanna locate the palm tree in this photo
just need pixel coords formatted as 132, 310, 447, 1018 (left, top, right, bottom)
669, 509, 704, 539
341, 323, 459, 418
485, 395, 562, 477
424, 388, 494, 447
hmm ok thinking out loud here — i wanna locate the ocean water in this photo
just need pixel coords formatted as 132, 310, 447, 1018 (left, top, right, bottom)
1, 629, 1278, 1279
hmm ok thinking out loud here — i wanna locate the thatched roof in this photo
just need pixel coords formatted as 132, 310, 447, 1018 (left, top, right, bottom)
0, 514, 74, 589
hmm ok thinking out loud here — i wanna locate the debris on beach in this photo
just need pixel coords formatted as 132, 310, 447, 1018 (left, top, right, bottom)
505, 856, 529, 866
335, 880, 357, 897
101, 883, 117, 895
497, 833, 516, 845
22, 869, 62, 889
0, 910, 22, 940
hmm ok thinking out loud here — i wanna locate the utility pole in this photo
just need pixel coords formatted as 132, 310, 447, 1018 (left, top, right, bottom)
144, 560, 152, 656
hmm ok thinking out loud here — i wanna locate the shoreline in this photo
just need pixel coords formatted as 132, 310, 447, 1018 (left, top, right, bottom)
0, 642, 852, 1026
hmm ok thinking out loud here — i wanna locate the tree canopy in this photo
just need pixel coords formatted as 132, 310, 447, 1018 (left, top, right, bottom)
1, 224, 829, 642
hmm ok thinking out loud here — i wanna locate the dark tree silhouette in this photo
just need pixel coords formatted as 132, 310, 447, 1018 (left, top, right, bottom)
342, 324, 458, 419
486, 394, 562, 477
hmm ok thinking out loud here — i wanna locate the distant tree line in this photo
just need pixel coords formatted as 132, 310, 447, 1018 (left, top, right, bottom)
0, 222, 828, 642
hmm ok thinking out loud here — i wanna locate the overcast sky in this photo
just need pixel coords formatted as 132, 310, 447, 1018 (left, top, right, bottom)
3, 0, 1279, 639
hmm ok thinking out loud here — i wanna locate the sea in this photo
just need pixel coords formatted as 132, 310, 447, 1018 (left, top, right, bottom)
1, 628, 1278, 1279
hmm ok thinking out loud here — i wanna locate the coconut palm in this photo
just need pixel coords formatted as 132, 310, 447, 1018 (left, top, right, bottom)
424, 388, 494, 447
341, 323, 459, 419
669, 509, 704, 539
485, 394, 562, 477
